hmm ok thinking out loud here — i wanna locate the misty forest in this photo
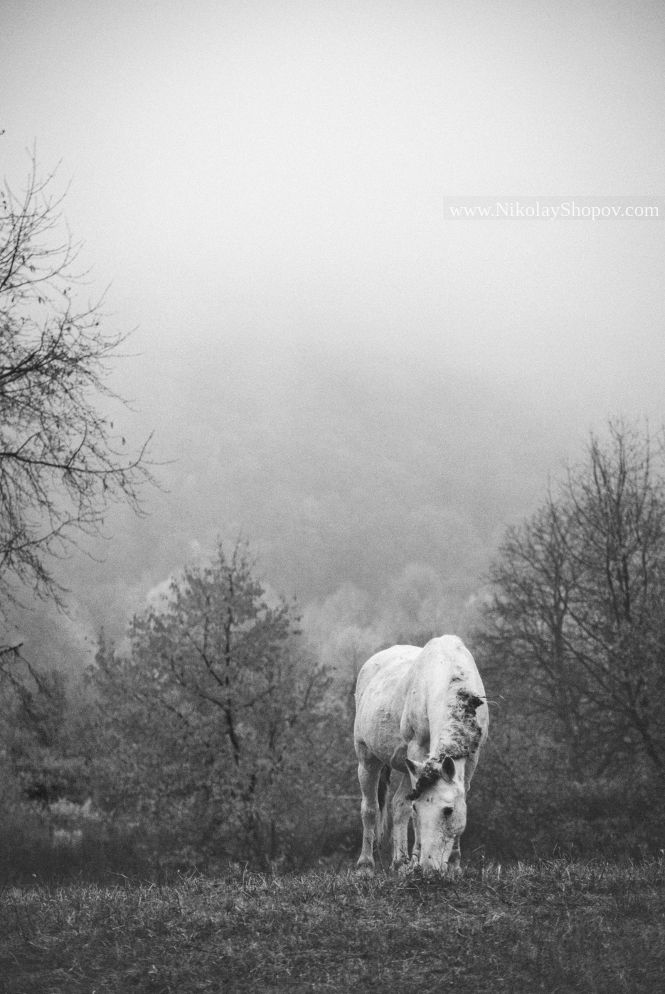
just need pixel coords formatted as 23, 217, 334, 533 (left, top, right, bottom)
1, 161, 664, 885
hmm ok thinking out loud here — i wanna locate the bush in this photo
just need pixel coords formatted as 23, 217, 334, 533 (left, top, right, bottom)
466, 733, 665, 863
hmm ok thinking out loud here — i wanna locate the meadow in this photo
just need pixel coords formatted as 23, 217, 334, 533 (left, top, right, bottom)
2, 858, 664, 993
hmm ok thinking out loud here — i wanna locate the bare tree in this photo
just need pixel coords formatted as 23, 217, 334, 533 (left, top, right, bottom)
479, 420, 665, 778
0, 154, 154, 626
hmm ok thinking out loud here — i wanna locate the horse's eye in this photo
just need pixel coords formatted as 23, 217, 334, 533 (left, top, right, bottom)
443, 806, 453, 817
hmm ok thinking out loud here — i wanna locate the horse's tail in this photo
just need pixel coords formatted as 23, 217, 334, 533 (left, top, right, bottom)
376, 764, 391, 843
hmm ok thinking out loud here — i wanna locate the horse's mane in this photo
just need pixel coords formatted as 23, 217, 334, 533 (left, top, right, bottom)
437, 687, 485, 761
406, 687, 485, 799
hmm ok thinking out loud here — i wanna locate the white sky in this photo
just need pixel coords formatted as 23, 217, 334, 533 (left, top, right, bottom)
3, 1, 663, 402
2, 0, 665, 646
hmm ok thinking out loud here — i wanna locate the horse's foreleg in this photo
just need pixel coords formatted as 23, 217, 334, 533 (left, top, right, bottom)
357, 760, 381, 872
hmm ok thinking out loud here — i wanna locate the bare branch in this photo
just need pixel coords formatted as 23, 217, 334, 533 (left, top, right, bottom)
0, 152, 158, 621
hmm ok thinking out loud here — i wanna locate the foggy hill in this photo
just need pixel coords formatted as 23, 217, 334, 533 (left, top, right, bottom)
10, 329, 567, 675
75, 332, 561, 639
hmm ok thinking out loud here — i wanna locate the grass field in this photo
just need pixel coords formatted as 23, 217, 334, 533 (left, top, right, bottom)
2, 858, 664, 993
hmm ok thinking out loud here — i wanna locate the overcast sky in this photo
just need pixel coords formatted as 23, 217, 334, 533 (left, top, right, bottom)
2, 0, 664, 664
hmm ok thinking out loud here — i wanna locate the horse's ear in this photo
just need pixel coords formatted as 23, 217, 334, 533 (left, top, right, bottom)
442, 756, 456, 781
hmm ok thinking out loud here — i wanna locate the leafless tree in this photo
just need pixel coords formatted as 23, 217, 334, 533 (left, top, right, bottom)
479, 420, 665, 779
0, 154, 155, 632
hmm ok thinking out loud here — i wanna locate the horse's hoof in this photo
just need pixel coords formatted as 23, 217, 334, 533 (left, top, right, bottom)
395, 859, 420, 876
356, 861, 375, 875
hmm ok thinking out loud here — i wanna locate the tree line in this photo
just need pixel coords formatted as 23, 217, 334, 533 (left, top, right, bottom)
470, 420, 665, 860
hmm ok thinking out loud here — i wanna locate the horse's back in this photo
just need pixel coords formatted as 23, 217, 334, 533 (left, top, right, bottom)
402, 636, 488, 758
354, 637, 487, 767
355, 644, 419, 698
354, 645, 420, 765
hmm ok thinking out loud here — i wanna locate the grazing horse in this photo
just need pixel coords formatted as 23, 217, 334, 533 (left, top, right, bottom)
354, 635, 488, 876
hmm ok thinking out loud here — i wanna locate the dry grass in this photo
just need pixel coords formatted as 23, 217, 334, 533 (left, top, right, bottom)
1, 858, 664, 993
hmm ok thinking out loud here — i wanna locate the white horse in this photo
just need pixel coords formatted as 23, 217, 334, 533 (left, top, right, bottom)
354, 635, 488, 876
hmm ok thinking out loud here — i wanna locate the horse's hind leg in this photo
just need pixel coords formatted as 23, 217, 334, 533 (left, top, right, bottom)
447, 835, 462, 879
356, 756, 383, 872
391, 773, 411, 870
411, 805, 422, 866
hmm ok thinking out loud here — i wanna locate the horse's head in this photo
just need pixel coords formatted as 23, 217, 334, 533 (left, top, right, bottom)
405, 754, 467, 876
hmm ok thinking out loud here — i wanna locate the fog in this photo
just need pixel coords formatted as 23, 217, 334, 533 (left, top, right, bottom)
1, 0, 664, 673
